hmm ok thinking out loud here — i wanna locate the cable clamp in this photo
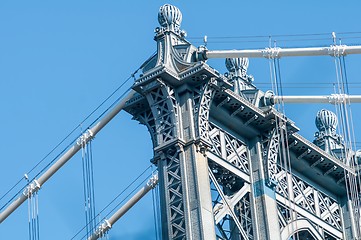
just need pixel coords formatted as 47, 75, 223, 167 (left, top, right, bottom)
262, 47, 280, 59
23, 179, 41, 197
94, 219, 112, 238
147, 173, 159, 189
328, 45, 346, 57
328, 94, 348, 104
76, 129, 94, 146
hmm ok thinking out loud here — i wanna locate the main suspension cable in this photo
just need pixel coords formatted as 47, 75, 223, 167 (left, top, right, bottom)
71, 165, 153, 240
0, 58, 146, 213
1, 73, 134, 207
80, 174, 153, 240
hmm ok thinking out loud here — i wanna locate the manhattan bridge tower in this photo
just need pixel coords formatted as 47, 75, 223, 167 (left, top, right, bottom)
123, 4, 361, 240
1, 4, 361, 240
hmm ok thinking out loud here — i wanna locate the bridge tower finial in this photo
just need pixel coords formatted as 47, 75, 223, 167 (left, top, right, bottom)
314, 109, 344, 158
158, 4, 182, 32
225, 57, 252, 94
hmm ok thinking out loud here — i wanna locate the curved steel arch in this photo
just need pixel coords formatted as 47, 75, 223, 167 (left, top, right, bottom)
280, 219, 324, 240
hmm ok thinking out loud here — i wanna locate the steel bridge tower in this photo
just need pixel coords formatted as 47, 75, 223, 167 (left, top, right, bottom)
1, 4, 361, 240
123, 4, 361, 240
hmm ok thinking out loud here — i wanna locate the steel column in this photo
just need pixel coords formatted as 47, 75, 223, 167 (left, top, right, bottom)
249, 139, 281, 240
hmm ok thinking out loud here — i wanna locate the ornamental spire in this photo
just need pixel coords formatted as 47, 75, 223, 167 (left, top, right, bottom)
225, 57, 254, 94
313, 109, 344, 158
158, 4, 182, 30
156, 4, 186, 37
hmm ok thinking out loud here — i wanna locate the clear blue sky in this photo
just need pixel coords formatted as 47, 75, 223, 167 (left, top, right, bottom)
0, 1, 360, 239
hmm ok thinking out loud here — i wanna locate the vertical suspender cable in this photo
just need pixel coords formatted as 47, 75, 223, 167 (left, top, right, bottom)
81, 141, 90, 238
338, 56, 361, 237
81, 137, 97, 239
275, 57, 297, 238
27, 185, 40, 240
86, 172, 158, 240
270, 51, 298, 238
27, 184, 31, 240
151, 165, 160, 240
333, 48, 361, 238
151, 187, 157, 240
342, 56, 361, 237
341, 56, 361, 215
36, 193, 40, 240
0, 88, 136, 224
89, 141, 97, 234
71, 165, 153, 240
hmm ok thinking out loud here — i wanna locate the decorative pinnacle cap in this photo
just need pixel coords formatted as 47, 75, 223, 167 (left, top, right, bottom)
315, 109, 338, 132
225, 57, 249, 72
158, 4, 182, 28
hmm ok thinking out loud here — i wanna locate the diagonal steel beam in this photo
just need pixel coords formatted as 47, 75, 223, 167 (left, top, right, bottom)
214, 183, 250, 224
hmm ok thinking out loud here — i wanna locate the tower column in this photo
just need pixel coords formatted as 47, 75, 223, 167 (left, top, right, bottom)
249, 138, 281, 240
155, 87, 216, 239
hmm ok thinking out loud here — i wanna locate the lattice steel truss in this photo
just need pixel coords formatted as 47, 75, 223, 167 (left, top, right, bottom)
158, 146, 186, 239
207, 123, 253, 239
275, 164, 343, 239
209, 123, 250, 175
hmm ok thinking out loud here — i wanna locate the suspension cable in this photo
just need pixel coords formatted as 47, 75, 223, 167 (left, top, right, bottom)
81, 138, 97, 239
81, 174, 153, 240
188, 31, 361, 48
0, 83, 129, 210
341, 56, 361, 237
0, 52, 158, 222
269, 47, 298, 238
27, 181, 40, 240
151, 165, 161, 240
71, 165, 153, 240
0, 86, 131, 213
332, 41, 361, 237
1, 71, 136, 208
